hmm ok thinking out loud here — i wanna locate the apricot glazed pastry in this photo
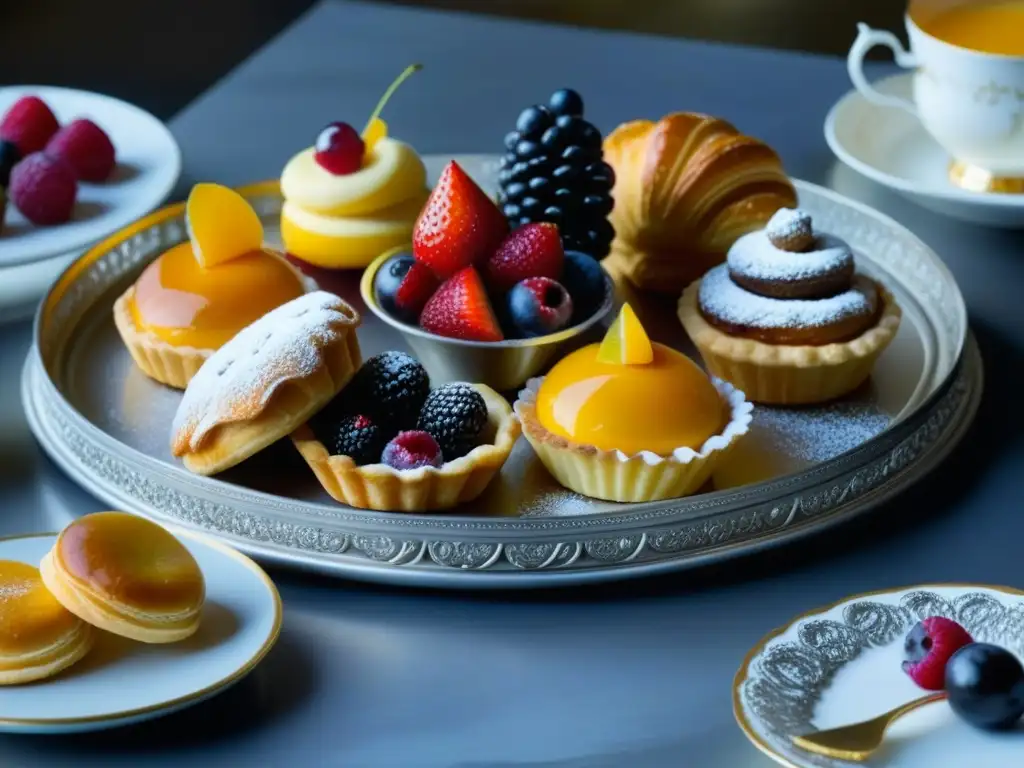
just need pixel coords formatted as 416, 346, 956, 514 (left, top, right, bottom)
281, 65, 429, 269
292, 351, 520, 512
0, 559, 93, 684
514, 304, 752, 503
678, 208, 902, 405
601, 112, 797, 296
114, 183, 313, 389
41, 512, 205, 644
171, 291, 362, 476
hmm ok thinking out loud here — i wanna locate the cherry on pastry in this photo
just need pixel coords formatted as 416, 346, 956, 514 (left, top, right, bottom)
902, 616, 973, 691
313, 63, 422, 176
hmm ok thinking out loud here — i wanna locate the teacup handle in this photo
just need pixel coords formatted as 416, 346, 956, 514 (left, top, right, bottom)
848, 23, 918, 115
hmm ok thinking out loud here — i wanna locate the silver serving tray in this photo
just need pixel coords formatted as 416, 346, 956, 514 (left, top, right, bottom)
22, 155, 981, 588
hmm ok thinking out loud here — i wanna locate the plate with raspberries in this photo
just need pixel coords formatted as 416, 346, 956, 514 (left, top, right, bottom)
0, 86, 181, 267
735, 584, 1024, 767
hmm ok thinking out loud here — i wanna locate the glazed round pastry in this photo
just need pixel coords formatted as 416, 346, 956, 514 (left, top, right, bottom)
726, 227, 855, 300
40, 512, 205, 644
171, 291, 362, 476
0, 560, 93, 685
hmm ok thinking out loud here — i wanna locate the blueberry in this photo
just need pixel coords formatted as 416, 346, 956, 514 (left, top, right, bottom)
540, 126, 562, 149
373, 251, 418, 323
561, 250, 606, 321
515, 105, 553, 138
503, 131, 521, 152
946, 644, 1024, 731
506, 277, 574, 338
548, 89, 585, 117
509, 161, 531, 182
515, 139, 542, 160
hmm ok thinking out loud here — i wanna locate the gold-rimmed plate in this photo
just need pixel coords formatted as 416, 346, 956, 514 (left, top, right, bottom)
0, 531, 281, 734
734, 584, 1024, 767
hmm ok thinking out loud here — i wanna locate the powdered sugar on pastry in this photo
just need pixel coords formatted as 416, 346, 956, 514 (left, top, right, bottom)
727, 230, 853, 284
171, 291, 358, 454
698, 264, 877, 330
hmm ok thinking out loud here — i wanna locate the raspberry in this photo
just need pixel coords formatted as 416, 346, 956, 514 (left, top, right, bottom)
381, 430, 443, 470
9, 152, 77, 226
903, 616, 974, 691
417, 383, 488, 460
343, 351, 430, 429
315, 413, 387, 466
0, 96, 60, 156
45, 119, 116, 182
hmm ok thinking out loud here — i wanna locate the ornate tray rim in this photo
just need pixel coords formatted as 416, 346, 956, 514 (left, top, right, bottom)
21, 160, 981, 588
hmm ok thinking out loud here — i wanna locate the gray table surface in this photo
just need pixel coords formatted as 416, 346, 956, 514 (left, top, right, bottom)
2, 2, 1022, 766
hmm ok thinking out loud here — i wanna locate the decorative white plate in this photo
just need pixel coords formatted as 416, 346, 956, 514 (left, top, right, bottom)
824, 73, 1024, 229
0, 86, 182, 268
0, 531, 281, 734
734, 584, 1024, 767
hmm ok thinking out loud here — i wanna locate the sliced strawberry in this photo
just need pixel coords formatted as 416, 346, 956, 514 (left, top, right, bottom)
419, 266, 503, 342
395, 261, 439, 317
485, 222, 564, 291
413, 161, 507, 279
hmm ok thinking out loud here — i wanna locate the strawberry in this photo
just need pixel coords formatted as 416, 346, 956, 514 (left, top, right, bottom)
46, 119, 116, 182
419, 266, 503, 342
413, 161, 507, 278
485, 222, 564, 291
0, 96, 60, 156
394, 261, 439, 319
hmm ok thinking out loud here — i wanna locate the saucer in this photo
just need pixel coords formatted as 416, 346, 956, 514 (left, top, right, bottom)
734, 584, 1024, 767
0, 86, 182, 267
0, 530, 281, 734
825, 73, 1024, 228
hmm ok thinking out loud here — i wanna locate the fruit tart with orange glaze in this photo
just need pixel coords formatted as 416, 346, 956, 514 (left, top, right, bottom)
113, 183, 313, 389
514, 304, 752, 502
281, 65, 429, 269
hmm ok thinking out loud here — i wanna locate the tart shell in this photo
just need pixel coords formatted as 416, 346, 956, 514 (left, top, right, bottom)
291, 384, 521, 512
513, 377, 753, 503
677, 278, 902, 405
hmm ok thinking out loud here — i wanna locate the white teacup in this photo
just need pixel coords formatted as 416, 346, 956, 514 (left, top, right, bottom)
848, 11, 1024, 190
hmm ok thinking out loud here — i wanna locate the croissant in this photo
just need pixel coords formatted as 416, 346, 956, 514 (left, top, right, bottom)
602, 113, 797, 295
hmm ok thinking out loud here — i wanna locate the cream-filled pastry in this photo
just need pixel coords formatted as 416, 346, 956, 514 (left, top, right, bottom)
40, 512, 205, 645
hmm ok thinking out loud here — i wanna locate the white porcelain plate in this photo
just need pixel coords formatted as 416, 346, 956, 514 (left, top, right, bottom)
0, 531, 281, 734
0, 85, 182, 267
824, 73, 1024, 228
734, 584, 1024, 767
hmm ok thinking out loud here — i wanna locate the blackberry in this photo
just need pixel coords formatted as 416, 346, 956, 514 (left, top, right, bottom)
417, 383, 488, 460
317, 413, 387, 466
344, 351, 430, 429
0, 140, 20, 188
497, 89, 615, 260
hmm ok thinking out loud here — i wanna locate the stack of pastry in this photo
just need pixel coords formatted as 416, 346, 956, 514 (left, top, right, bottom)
601, 112, 798, 296
0, 512, 206, 685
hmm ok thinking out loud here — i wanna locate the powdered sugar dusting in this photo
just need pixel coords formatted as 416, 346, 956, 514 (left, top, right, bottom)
752, 399, 891, 464
765, 207, 813, 242
0, 581, 32, 602
699, 265, 876, 330
727, 231, 853, 283
172, 290, 356, 450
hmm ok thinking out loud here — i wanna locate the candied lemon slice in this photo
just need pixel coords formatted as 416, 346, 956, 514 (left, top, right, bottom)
186, 183, 264, 268
596, 303, 653, 365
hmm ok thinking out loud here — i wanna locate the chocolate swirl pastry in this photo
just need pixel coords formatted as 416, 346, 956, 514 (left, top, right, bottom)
697, 208, 881, 346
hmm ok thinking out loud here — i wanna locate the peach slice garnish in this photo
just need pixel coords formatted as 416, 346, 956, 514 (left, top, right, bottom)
185, 183, 264, 268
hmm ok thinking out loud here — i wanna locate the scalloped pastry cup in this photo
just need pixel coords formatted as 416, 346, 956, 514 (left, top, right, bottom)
678, 279, 902, 405
113, 272, 318, 390
291, 384, 521, 512
513, 377, 753, 503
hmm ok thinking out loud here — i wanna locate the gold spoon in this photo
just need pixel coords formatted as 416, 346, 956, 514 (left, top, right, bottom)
791, 692, 947, 761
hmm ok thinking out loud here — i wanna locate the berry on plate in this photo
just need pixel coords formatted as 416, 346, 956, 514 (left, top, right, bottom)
419, 266, 504, 342
417, 383, 488, 460
485, 222, 564, 291
9, 152, 77, 226
45, 118, 116, 182
374, 250, 439, 324
343, 351, 431, 429
945, 643, 1024, 731
412, 161, 507, 278
0, 139, 21, 188
506, 276, 573, 338
382, 430, 443, 470
902, 616, 974, 691
318, 413, 387, 466
0, 96, 60, 156
561, 250, 606, 322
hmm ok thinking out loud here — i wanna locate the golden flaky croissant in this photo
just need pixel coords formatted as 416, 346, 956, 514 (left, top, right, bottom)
602, 113, 797, 295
